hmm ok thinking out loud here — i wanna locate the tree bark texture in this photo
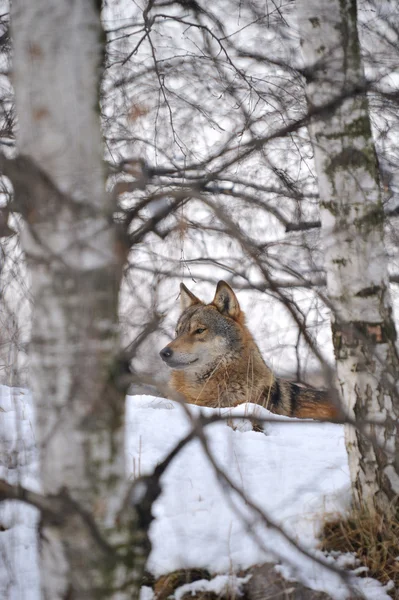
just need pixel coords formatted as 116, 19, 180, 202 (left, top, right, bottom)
297, 0, 399, 512
10, 1, 144, 598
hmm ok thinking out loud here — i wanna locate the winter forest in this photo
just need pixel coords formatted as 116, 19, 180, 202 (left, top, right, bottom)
1, 0, 399, 598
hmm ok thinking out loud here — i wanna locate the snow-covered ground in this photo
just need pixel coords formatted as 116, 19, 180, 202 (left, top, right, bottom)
0, 386, 393, 599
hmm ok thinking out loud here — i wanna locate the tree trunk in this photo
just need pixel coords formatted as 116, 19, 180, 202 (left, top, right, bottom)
9, 1, 144, 597
296, 0, 399, 512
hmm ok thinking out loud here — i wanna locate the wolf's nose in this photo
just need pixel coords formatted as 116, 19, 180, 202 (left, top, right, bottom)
160, 347, 173, 361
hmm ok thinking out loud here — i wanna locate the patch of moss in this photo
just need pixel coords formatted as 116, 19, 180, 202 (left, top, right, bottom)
323, 143, 380, 196
326, 147, 370, 175
320, 200, 338, 216
353, 204, 385, 233
323, 116, 372, 142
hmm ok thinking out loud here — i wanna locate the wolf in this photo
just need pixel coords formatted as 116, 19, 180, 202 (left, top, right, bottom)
160, 281, 342, 421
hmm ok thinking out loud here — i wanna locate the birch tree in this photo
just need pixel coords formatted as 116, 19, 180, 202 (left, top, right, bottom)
297, 0, 399, 512
0, 1, 153, 597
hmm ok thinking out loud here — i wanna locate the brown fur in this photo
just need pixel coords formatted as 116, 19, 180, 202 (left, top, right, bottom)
160, 281, 342, 421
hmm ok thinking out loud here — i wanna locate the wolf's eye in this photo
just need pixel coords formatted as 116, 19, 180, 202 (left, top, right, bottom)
194, 328, 206, 335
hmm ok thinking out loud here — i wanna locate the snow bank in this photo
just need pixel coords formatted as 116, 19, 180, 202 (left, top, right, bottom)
0, 387, 393, 599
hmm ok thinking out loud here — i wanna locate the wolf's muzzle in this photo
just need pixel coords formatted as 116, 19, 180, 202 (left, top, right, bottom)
159, 347, 198, 369
160, 346, 173, 362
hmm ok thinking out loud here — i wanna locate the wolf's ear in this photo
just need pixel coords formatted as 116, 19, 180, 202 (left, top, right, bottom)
212, 281, 241, 320
180, 283, 202, 312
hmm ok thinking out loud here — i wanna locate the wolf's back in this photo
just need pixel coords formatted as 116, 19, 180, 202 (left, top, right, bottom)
266, 379, 340, 421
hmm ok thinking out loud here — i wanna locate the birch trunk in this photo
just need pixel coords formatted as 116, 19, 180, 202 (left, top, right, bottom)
9, 2, 144, 597
297, 0, 399, 512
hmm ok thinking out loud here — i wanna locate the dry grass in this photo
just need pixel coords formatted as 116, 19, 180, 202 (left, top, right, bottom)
321, 503, 399, 595
154, 569, 211, 600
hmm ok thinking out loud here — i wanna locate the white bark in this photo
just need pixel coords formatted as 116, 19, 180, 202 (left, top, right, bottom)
297, 0, 399, 512
9, 1, 145, 598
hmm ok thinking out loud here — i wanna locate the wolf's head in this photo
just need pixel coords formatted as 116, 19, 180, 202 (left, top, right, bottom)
160, 281, 246, 374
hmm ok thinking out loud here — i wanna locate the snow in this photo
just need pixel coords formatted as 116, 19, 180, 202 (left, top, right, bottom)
173, 574, 250, 600
127, 397, 348, 575
0, 386, 393, 599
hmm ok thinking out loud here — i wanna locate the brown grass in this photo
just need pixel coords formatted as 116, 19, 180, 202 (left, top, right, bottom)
154, 569, 211, 600
321, 503, 399, 596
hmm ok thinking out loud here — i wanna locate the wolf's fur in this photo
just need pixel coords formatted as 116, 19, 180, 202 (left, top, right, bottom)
160, 281, 342, 421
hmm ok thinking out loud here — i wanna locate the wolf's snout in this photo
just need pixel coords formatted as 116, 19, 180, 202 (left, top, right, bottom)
160, 346, 173, 361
